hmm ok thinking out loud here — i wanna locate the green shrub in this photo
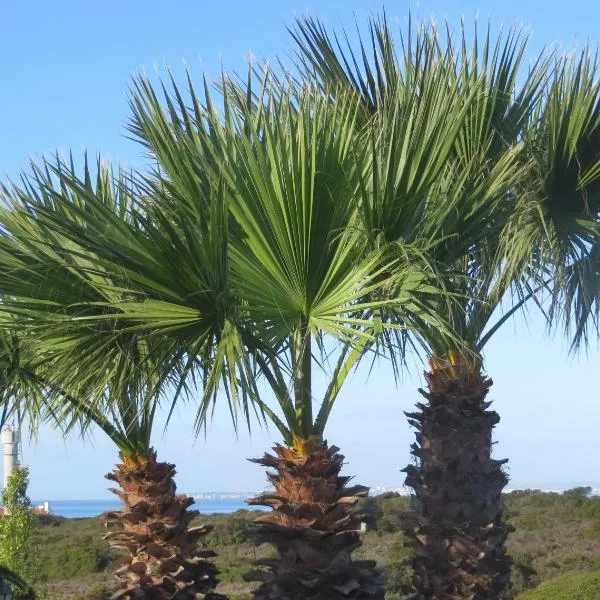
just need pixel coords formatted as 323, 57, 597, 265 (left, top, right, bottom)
0, 466, 44, 589
582, 498, 600, 519
205, 510, 254, 548
562, 488, 592, 501
216, 555, 254, 583
584, 519, 600, 539
385, 541, 414, 597
368, 494, 411, 534
42, 535, 110, 579
511, 549, 539, 593
26, 489, 600, 599
516, 570, 600, 599
554, 555, 600, 574
510, 508, 543, 531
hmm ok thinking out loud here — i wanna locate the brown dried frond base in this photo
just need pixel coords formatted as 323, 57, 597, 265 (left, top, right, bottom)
246, 441, 384, 599
403, 364, 513, 600
104, 451, 226, 600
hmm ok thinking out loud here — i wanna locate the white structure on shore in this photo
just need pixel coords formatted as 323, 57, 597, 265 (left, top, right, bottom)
1, 426, 19, 489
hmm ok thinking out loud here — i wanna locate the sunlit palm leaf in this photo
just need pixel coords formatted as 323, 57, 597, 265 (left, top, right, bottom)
537, 53, 600, 350
0, 157, 210, 453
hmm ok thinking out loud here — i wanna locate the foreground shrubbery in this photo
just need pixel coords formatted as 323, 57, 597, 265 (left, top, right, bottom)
0, 466, 44, 597
29, 516, 112, 580
30, 489, 600, 599
517, 571, 600, 599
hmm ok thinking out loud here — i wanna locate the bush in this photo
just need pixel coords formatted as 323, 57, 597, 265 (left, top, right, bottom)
516, 570, 600, 599
358, 494, 410, 534
510, 549, 539, 593
26, 489, 600, 599
42, 535, 110, 579
582, 498, 600, 519
584, 519, 600, 539
0, 466, 44, 590
205, 510, 254, 548
385, 541, 414, 597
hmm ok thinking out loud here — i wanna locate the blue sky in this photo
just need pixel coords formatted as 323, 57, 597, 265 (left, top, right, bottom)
1, 0, 599, 499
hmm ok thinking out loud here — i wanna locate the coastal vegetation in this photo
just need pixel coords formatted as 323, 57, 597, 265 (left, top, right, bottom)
293, 17, 600, 598
0, 10, 598, 600
0, 174, 224, 598
0, 466, 41, 597
24, 490, 600, 599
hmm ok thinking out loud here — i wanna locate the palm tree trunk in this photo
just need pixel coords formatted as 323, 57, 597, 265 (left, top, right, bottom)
104, 450, 224, 600
246, 440, 383, 599
402, 358, 513, 600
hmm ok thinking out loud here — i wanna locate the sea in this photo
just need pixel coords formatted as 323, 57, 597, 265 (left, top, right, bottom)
32, 497, 258, 519
34, 484, 600, 518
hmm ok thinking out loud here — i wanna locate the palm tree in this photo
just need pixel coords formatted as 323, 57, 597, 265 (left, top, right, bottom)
122, 70, 473, 600
0, 161, 226, 599
0, 67, 458, 598
292, 14, 600, 599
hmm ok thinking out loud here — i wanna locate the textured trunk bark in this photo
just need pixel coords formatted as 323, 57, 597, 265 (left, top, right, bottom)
104, 450, 224, 600
402, 359, 513, 600
246, 440, 383, 599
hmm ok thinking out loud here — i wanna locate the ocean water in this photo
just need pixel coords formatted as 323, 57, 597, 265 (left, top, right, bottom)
33, 497, 259, 518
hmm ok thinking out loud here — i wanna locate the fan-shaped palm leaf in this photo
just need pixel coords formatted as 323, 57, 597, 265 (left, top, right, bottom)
291, 13, 600, 598
0, 157, 228, 599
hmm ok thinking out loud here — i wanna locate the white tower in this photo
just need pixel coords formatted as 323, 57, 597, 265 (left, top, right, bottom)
2, 426, 18, 490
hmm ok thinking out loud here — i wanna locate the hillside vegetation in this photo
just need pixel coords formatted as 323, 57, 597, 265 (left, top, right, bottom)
516, 571, 600, 599
26, 488, 600, 599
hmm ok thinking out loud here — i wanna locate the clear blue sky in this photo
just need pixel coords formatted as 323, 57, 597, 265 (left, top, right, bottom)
1, 0, 599, 499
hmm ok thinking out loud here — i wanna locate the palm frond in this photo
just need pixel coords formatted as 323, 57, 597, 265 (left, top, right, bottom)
513, 50, 600, 351
0, 156, 211, 453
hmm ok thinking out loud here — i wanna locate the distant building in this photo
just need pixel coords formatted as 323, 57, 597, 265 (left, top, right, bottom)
0, 501, 49, 517
1, 426, 18, 489
1, 426, 49, 517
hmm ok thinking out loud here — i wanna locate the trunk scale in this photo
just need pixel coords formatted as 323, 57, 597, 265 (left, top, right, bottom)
104, 450, 224, 600
403, 356, 513, 600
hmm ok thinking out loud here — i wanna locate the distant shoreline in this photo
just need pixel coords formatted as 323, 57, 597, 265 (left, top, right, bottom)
32, 483, 600, 504
32, 486, 600, 518
31, 497, 259, 519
